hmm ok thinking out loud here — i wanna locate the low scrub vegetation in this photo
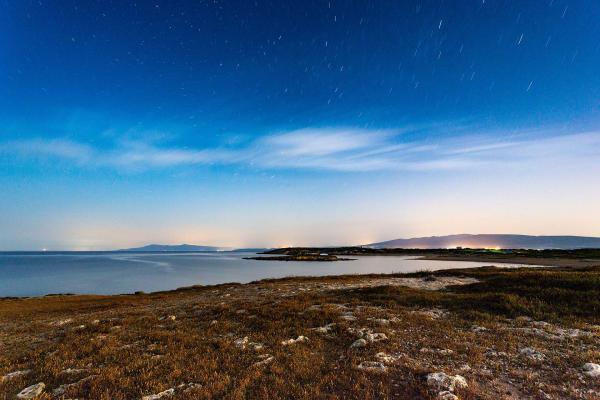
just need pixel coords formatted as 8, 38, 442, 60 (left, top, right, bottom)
1, 266, 599, 399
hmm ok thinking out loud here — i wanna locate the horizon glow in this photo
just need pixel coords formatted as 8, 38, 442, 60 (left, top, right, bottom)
1, 1, 599, 250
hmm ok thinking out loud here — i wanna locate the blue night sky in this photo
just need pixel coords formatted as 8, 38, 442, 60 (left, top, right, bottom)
1, 1, 599, 250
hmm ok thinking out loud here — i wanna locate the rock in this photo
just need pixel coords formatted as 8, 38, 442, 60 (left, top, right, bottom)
17, 382, 46, 399
532, 321, 551, 328
347, 327, 371, 337
50, 318, 73, 326
177, 382, 202, 392
538, 389, 552, 399
248, 341, 264, 351
234, 336, 249, 349
426, 372, 468, 392
458, 364, 471, 372
52, 375, 97, 396
413, 308, 447, 320
1, 369, 31, 381
312, 323, 336, 333
350, 338, 367, 348
253, 354, 275, 367
60, 368, 87, 375
437, 391, 459, 400
281, 336, 309, 345
369, 318, 390, 325
141, 388, 175, 400
340, 312, 357, 321
375, 352, 399, 363
583, 363, 600, 377
158, 315, 176, 321
365, 332, 388, 342
485, 349, 507, 358
356, 361, 387, 373
520, 347, 546, 361
471, 325, 487, 333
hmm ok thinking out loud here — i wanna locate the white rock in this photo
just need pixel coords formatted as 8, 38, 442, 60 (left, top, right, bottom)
471, 325, 487, 333
340, 312, 357, 321
17, 382, 46, 399
53, 378, 91, 397
50, 318, 73, 326
520, 347, 546, 361
248, 342, 264, 351
350, 338, 367, 348
1, 369, 31, 381
234, 336, 249, 349
532, 321, 551, 328
281, 336, 309, 345
177, 382, 202, 392
356, 361, 387, 373
312, 323, 336, 333
426, 372, 468, 392
414, 308, 447, 320
253, 355, 275, 367
158, 315, 176, 321
375, 352, 399, 363
141, 388, 175, 400
438, 391, 459, 400
370, 318, 390, 325
365, 332, 388, 342
583, 363, 600, 377
60, 368, 86, 375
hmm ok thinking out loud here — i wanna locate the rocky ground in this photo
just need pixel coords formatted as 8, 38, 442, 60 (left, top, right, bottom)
1, 266, 599, 399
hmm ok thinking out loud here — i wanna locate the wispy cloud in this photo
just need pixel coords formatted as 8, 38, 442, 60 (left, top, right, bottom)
1, 138, 94, 164
1, 127, 599, 173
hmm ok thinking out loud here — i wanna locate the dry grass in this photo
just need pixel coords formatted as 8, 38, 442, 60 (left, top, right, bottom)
1, 266, 599, 399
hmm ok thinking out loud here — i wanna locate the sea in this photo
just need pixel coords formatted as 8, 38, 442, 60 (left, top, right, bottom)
0, 251, 537, 297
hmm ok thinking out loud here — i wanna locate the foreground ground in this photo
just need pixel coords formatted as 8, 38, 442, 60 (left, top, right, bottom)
1, 265, 600, 399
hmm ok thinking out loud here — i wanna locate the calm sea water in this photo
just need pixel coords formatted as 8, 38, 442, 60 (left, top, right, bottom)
0, 251, 536, 297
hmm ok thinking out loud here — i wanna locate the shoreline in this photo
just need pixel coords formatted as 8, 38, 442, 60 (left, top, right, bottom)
417, 254, 600, 268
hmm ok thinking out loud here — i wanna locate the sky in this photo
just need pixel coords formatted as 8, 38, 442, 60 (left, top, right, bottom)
1, 1, 599, 250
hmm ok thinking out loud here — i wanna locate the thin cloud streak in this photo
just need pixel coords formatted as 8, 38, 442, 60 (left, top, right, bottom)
1, 128, 599, 173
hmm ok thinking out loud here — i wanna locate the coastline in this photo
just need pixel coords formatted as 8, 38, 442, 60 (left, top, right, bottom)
417, 254, 600, 268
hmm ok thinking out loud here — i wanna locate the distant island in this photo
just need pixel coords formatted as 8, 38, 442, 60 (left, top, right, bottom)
118, 244, 222, 252
366, 234, 600, 250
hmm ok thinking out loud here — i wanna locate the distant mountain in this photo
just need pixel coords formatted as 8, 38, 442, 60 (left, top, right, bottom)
367, 234, 600, 250
118, 244, 221, 252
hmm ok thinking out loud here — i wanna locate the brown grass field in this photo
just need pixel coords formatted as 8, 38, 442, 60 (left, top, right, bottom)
1, 265, 600, 399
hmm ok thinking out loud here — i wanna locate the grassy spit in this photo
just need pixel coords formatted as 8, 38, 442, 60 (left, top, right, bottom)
1, 266, 599, 399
